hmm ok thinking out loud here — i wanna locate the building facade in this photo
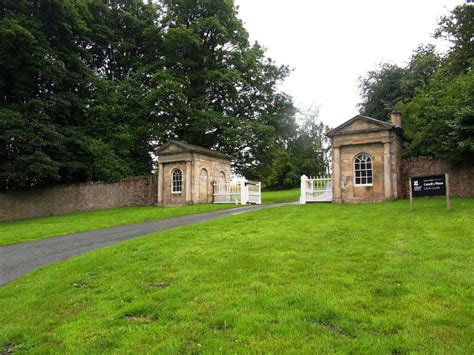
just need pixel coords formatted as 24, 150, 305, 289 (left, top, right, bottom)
327, 112, 403, 203
156, 141, 232, 205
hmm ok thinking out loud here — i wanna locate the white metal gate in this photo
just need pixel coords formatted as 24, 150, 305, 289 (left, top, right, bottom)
213, 180, 261, 205
299, 175, 332, 204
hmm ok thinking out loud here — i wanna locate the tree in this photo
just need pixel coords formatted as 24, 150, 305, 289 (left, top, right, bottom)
0, 0, 304, 190
0, 0, 93, 189
434, 4, 474, 75
400, 44, 441, 98
398, 5, 473, 164
0, 0, 160, 190
358, 63, 406, 121
145, 0, 297, 175
84, 0, 161, 80
260, 108, 329, 189
358, 4, 473, 165
358, 45, 441, 121
399, 66, 474, 164
289, 108, 329, 176
397, 5, 474, 164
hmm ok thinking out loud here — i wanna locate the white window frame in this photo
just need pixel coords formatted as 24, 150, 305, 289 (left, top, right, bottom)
354, 153, 373, 186
171, 169, 183, 193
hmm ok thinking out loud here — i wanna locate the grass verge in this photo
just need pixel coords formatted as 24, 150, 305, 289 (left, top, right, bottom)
0, 198, 472, 353
0, 204, 236, 247
261, 187, 299, 204
1, 186, 300, 247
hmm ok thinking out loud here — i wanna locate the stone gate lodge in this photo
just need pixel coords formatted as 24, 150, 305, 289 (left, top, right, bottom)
155, 141, 232, 205
326, 111, 473, 203
327, 112, 403, 203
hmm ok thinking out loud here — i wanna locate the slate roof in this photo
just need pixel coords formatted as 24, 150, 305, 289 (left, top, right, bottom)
156, 140, 232, 160
327, 115, 395, 137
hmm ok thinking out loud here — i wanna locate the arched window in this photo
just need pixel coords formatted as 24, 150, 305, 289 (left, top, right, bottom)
218, 171, 226, 184
172, 169, 182, 193
354, 153, 373, 186
199, 169, 209, 201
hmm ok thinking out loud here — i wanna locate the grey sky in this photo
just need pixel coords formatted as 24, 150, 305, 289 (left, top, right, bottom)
234, 0, 462, 128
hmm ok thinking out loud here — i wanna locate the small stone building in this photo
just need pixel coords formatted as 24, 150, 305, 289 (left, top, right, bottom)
156, 141, 232, 205
327, 112, 403, 203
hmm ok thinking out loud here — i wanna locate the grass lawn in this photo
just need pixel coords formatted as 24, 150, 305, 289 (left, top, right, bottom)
1, 198, 473, 353
261, 187, 300, 204
0, 187, 298, 247
0, 204, 236, 247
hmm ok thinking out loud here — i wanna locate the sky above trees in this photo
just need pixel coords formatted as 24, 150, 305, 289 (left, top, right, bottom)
235, 0, 462, 126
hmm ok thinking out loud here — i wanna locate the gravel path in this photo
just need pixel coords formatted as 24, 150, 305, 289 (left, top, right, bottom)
0, 203, 295, 286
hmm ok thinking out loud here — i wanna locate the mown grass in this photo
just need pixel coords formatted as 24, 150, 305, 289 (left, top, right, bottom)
1, 198, 472, 353
0, 204, 236, 247
261, 187, 300, 204
0, 187, 297, 247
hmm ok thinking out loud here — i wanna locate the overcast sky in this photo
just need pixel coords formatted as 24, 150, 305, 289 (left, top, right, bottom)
234, 0, 462, 128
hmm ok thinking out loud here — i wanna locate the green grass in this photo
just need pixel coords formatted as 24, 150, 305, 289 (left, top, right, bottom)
0, 204, 236, 247
261, 187, 300, 204
0, 187, 299, 247
1, 198, 472, 353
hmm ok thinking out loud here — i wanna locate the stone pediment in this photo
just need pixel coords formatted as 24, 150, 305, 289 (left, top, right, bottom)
327, 115, 393, 137
157, 142, 187, 155
156, 140, 232, 160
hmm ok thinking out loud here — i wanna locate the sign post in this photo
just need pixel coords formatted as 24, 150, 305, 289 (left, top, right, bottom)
409, 174, 451, 211
445, 173, 451, 211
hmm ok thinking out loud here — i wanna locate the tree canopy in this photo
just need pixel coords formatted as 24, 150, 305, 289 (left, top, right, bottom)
0, 0, 328, 191
358, 4, 473, 165
0, 0, 158, 190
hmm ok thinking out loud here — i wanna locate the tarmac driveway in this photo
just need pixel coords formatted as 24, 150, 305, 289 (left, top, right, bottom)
0, 202, 295, 286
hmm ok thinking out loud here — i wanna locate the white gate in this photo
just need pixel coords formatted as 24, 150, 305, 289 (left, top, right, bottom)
299, 174, 332, 204
213, 179, 261, 205
246, 180, 262, 204
213, 181, 241, 204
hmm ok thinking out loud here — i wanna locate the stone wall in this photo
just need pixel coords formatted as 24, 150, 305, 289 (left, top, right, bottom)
0, 176, 158, 222
400, 157, 474, 198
